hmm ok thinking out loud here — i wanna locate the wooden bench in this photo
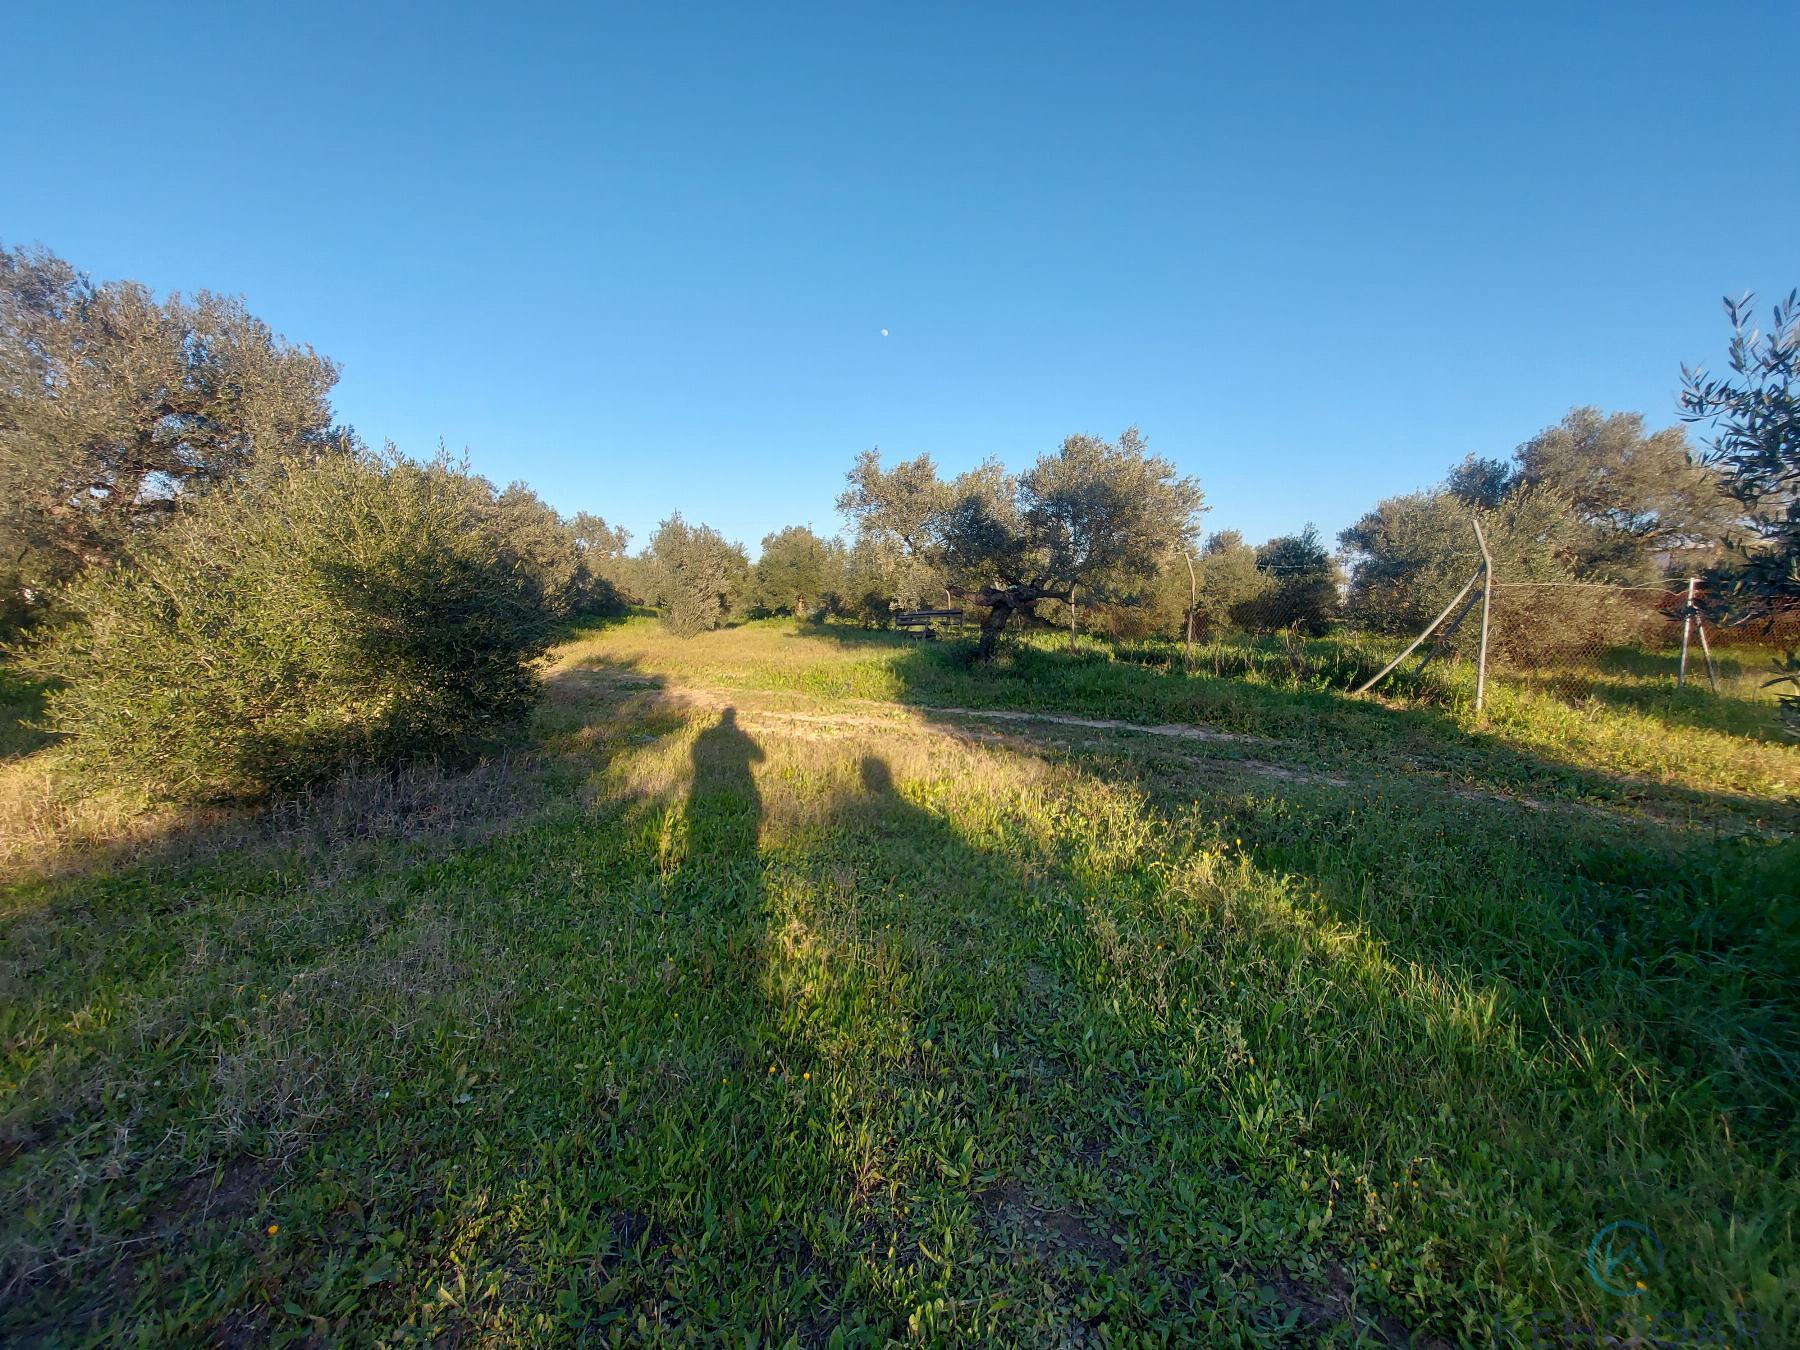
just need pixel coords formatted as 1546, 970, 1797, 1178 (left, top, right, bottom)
893, 608, 964, 639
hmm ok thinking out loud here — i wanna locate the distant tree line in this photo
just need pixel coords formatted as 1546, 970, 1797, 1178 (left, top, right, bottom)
8, 238, 1795, 796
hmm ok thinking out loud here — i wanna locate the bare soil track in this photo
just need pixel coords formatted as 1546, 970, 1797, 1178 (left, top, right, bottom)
557, 667, 1766, 834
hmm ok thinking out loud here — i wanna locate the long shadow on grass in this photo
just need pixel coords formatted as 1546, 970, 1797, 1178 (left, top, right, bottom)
1124, 741, 1798, 1143
834, 740, 1791, 1342
787, 630, 1799, 1281
734, 734, 1465, 1343
593, 707, 1441, 1343
1502, 663, 1784, 741
773, 629, 1798, 1120
804, 623, 1800, 1146
550, 654, 1794, 1341
789, 625, 1795, 834
14, 643, 1781, 1340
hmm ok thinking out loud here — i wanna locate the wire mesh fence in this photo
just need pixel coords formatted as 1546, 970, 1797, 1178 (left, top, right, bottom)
888, 531, 1795, 727
1484, 581, 1800, 718
1480, 580, 1713, 705
1057, 563, 1796, 722
1334, 570, 1786, 713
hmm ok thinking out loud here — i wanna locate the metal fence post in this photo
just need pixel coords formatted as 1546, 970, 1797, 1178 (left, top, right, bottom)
1678, 575, 1696, 690
1472, 516, 1493, 714
1692, 580, 1719, 693
1183, 550, 1198, 673
1350, 568, 1481, 696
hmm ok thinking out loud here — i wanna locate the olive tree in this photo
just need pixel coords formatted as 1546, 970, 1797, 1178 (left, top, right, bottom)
570, 512, 639, 609
753, 525, 834, 616
1513, 407, 1734, 580
1682, 289, 1800, 732
1139, 531, 1268, 641
839, 428, 1203, 658
821, 535, 929, 627
0, 244, 345, 631
1195, 531, 1271, 634
1231, 526, 1341, 635
24, 448, 552, 801
1682, 291, 1799, 605
646, 513, 750, 637
1339, 483, 1652, 662
476, 481, 590, 619
1340, 489, 1486, 634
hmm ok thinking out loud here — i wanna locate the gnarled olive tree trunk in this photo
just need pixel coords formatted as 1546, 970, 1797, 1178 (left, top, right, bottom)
956, 583, 1071, 660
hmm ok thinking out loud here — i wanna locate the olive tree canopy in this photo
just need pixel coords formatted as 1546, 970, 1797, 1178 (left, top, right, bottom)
1682, 291, 1799, 606
646, 513, 750, 637
839, 428, 1203, 656
753, 525, 834, 616
1513, 407, 1734, 579
0, 244, 345, 630
570, 512, 638, 606
1682, 290, 1800, 734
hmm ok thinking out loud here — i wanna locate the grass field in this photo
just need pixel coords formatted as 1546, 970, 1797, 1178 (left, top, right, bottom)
3, 618, 1796, 1345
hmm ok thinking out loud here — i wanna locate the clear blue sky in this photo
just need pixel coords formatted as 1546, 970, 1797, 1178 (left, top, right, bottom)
5, 2, 1795, 556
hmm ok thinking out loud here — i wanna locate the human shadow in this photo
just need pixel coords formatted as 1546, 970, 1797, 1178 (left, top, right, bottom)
685, 706, 765, 868
408, 662, 1788, 1343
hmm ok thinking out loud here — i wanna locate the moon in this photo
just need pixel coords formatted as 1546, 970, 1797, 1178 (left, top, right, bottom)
880, 327, 889, 337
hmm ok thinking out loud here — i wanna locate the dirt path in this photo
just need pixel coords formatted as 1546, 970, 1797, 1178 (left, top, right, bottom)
556, 668, 1741, 826
560, 668, 1264, 743
558, 666, 1785, 835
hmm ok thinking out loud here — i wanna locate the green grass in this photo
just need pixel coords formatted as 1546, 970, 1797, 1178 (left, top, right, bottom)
0, 667, 50, 761
2, 620, 1795, 1345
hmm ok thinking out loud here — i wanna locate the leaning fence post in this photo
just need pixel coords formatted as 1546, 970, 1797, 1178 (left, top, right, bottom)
1678, 575, 1696, 690
1183, 550, 1198, 673
1353, 568, 1476, 698
1694, 592, 1720, 694
1351, 568, 1481, 695
1472, 516, 1494, 714
1415, 586, 1482, 674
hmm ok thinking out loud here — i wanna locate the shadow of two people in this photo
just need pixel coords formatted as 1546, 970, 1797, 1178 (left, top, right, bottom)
687, 705, 906, 864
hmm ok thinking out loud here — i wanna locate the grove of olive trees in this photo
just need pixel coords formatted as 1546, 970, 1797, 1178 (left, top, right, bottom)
7, 240, 1793, 809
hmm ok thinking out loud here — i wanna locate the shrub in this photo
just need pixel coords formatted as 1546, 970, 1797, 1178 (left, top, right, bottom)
645, 513, 751, 637
23, 450, 553, 801
1237, 526, 1340, 635
473, 484, 628, 621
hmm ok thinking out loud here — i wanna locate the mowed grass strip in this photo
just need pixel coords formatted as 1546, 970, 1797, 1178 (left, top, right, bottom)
1, 621, 1794, 1344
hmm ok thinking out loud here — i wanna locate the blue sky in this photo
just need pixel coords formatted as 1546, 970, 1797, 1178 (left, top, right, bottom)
5, 2, 1795, 556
